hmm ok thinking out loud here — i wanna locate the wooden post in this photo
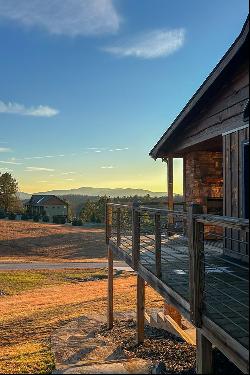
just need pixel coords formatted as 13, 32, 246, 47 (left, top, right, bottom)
155, 213, 162, 278
105, 203, 112, 245
196, 330, 213, 374
117, 207, 121, 247
167, 156, 174, 211
107, 245, 114, 330
188, 204, 204, 327
132, 202, 140, 270
137, 274, 145, 344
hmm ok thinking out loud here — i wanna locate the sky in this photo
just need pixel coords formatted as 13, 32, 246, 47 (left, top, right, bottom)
0, 0, 248, 194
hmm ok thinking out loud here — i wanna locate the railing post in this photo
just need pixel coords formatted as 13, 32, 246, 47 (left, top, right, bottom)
155, 212, 162, 278
105, 203, 112, 245
132, 201, 140, 270
117, 207, 121, 247
188, 204, 204, 327
106, 203, 114, 330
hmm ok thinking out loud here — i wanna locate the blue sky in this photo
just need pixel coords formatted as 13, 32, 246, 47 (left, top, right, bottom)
0, 0, 248, 193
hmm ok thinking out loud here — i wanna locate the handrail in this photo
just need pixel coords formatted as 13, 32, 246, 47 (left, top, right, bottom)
195, 214, 249, 231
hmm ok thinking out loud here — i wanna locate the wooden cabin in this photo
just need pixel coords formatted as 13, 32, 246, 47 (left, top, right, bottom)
106, 17, 249, 375
150, 17, 249, 263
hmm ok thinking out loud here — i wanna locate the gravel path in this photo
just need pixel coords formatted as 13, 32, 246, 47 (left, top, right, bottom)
0, 261, 132, 271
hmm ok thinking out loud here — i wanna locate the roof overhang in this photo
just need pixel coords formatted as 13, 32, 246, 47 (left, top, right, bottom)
150, 16, 249, 160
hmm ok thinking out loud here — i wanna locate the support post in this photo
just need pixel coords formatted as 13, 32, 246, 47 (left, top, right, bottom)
167, 156, 174, 212
188, 204, 204, 327
137, 274, 145, 344
155, 212, 162, 278
196, 330, 213, 374
107, 245, 114, 330
132, 202, 140, 270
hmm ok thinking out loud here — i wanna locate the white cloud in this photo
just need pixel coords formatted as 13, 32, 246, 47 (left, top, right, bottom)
0, 101, 59, 117
103, 28, 185, 59
101, 166, 115, 169
65, 178, 74, 181
62, 172, 76, 175
0, 0, 120, 36
0, 147, 12, 152
0, 160, 22, 165
25, 167, 55, 172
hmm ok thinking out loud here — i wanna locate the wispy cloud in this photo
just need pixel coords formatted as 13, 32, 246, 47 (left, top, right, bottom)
65, 178, 74, 181
25, 167, 55, 172
0, 147, 12, 152
0, 160, 22, 165
0, 101, 59, 117
0, 0, 120, 36
103, 28, 185, 59
61, 172, 76, 175
101, 166, 115, 169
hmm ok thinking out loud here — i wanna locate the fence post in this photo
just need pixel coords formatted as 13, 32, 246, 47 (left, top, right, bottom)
117, 207, 121, 247
155, 212, 162, 278
132, 201, 140, 270
188, 204, 204, 327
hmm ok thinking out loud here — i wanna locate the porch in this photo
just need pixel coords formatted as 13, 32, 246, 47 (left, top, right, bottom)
106, 203, 249, 374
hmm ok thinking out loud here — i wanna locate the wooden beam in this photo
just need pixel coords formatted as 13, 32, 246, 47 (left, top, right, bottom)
137, 274, 145, 344
196, 330, 213, 374
167, 156, 174, 212
164, 303, 182, 327
107, 246, 114, 330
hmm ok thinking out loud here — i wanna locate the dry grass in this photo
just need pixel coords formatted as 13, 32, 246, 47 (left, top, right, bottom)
0, 270, 164, 374
0, 220, 106, 262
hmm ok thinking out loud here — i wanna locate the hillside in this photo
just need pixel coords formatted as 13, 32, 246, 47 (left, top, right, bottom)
19, 187, 166, 200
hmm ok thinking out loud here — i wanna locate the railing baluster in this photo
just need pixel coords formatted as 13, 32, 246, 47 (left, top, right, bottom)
155, 212, 162, 278
188, 204, 204, 327
117, 207, 121, 247
132, 202, 140, 270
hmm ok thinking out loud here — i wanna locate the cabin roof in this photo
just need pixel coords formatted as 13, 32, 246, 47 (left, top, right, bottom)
150, 16, 249, 160
26, 195, 67, 206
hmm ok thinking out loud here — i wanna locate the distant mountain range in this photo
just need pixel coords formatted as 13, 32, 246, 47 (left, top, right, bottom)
18, 187, 167, 200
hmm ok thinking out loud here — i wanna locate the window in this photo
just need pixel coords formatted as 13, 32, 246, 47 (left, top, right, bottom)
243, 141, 249, 219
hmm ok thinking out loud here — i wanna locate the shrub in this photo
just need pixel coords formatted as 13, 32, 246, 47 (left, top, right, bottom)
42, 215, 50, 223
33, 215, 40, 222
8, 212, 16, 220
72, 218, 83, 226
53, 216, 66, 224
21, 213, 29, 221
0, 210, 6, 219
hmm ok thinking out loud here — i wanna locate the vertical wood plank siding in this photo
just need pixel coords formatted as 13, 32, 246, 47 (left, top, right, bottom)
223, 126, 249, 261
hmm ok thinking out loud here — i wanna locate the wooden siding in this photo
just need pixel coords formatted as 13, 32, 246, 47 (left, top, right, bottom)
223, 126, 249, 261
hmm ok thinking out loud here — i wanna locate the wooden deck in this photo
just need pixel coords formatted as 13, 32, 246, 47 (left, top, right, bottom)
112, 234, 249, 350
106, 203, 249, 373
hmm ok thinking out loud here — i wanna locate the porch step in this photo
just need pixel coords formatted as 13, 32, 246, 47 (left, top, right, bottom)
145, 311, 196, 346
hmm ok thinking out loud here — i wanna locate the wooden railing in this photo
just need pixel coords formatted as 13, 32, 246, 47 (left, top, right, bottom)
106, 202, 249, 344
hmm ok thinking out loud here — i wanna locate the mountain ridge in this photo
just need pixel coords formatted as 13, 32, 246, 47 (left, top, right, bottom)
18, 187, 167, 200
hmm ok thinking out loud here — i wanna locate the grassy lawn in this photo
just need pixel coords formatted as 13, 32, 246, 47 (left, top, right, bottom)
0, 270, 164, 374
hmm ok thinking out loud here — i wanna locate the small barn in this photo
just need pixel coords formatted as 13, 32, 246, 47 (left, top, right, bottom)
25, 195, 68, 222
